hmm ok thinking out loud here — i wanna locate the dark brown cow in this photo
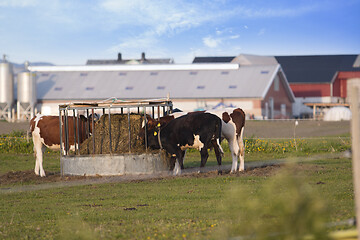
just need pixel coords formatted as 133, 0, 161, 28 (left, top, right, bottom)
29, 114, 92, 177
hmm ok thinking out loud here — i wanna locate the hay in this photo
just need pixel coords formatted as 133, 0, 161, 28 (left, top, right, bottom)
79, 113, 172, 170
80, 114, 145, 154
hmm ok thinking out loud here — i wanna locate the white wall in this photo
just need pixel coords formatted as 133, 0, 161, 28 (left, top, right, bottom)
292, 96, 336, 117
39, 98, 259, 117
172, 98, 254, 112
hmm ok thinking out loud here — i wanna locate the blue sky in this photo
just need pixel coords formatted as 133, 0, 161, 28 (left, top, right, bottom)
1, 0, 359, 65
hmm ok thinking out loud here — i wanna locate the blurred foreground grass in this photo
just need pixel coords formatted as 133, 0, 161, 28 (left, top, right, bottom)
0, 158, 355, 239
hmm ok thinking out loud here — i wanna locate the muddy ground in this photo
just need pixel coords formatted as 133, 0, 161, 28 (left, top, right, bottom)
0, 165, 283, 188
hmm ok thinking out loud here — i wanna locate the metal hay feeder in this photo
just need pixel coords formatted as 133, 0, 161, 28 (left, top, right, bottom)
58, 98, 173, 176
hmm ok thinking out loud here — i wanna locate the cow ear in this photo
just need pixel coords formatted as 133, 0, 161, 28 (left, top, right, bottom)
148, 118, 155, 125
154, 131, 158, 136
157, 123, 161, 127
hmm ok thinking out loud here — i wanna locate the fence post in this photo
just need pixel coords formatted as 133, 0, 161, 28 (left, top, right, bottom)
350, 86, 360, 239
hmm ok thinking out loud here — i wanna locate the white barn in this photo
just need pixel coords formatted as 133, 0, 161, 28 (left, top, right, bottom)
28, 58, 295, 119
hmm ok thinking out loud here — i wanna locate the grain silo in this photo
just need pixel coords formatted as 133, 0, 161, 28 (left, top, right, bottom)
17, 62, 37, 121
0, 55, 14, 121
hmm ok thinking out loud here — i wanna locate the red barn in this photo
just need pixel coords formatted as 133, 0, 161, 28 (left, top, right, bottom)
275, 55, 360, 118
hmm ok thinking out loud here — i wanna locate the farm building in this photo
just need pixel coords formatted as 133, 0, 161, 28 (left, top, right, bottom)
275, 55, 360, 118
26, 55, 295, 119
194, 54, 360, 118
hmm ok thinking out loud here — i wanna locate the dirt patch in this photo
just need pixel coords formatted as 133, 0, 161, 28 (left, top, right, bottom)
0, 170, 90, 186
0, 165, 282, 187
177, 165, 282, 179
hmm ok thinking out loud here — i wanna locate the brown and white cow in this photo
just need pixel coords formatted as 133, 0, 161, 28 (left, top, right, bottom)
143, 108, 245, 173
29, 114, 93, 177
209, 108, 245, 172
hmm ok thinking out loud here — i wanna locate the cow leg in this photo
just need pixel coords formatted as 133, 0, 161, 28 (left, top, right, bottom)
180, 150, 186, 169
211, 139, 223, 166
199, 147, 209, 168
238, 126, 245, 172
32, 132, 46, 177
173, 150, 185, 176
34, 150, 39, 176
228, 137, 240, 173
34, 144, 46, 177
174, 159, 181, 176
38, 146, 46, 177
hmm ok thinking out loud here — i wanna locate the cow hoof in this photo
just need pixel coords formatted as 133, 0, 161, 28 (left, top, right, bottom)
217, 170, 223, 175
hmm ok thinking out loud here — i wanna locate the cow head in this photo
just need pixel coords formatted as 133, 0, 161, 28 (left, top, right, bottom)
83, 113, 101, 135
89, 113, 100, 122
146, 122, 162, 149
138, 115, 173, 149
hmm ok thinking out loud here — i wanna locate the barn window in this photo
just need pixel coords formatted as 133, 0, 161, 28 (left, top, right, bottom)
221, 71, 229, 75
157, 86, 165, 90
190, 72, 197, 75
80, 73, 88, 77
54, 87, 62, 91
229, 85, 237, 89
150, 72, 158, 76
274, 75, 280, 91
119, 72, 127, 76
86, 87, 94, 91
125, 86, 133, 90
261, 70, 269, 74
197, 86, 205, 89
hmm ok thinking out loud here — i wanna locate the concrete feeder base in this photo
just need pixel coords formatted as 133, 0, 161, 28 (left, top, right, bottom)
60, 153, 169, 176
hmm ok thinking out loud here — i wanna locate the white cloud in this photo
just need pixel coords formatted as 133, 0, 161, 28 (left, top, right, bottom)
108, 31, 158, 53
203, 36, 222, 48
101, 0, 322, 59
99, 0, 210, 34
101, 0, 230, 57
202, 28, 240, 49
258, 28, 266, 36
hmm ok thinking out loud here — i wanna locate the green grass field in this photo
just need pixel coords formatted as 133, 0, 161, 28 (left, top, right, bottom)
0, 131, 356, 239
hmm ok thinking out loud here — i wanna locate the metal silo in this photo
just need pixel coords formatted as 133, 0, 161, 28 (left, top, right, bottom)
17, 62, 37, 121
0, 55, 14, 121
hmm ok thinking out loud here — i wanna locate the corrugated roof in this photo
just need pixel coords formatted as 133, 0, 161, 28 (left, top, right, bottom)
192, 56, 235, 63
192, 54, 360, 84
231, 54, 278, 65
192, 54, 278, 65
33, 64, 290, 101
28, 64, 239, 72
275, 55, 360, 83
